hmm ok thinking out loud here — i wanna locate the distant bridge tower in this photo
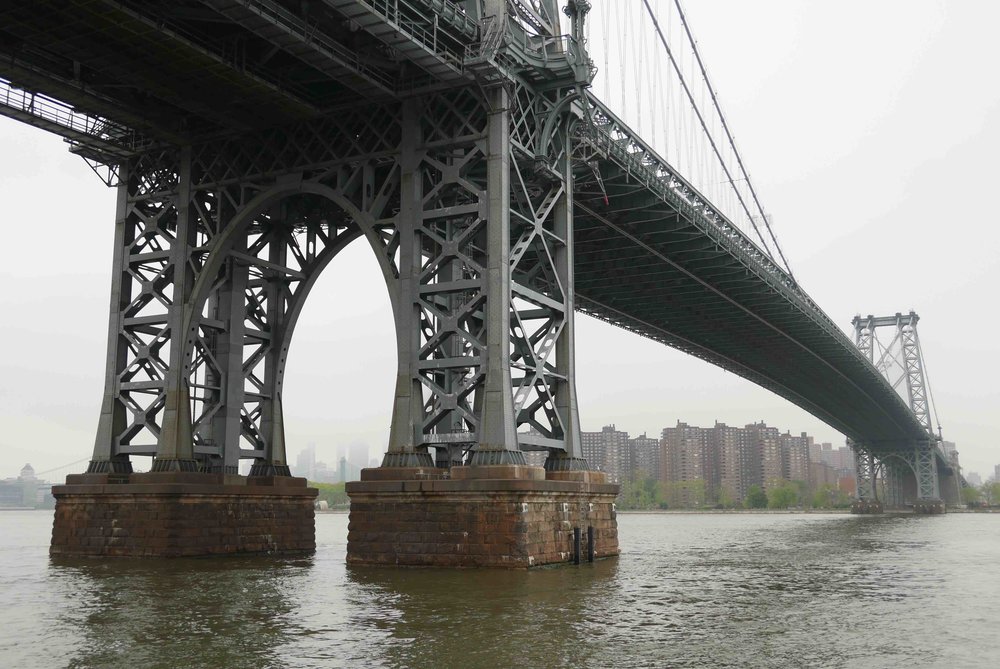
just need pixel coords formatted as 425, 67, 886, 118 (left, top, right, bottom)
851, 312, 959, 512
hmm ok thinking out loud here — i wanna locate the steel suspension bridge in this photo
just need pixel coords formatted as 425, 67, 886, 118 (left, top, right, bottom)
0, 0, 958, 518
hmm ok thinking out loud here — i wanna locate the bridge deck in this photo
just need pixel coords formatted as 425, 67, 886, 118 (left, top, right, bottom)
571, 96, 928, 450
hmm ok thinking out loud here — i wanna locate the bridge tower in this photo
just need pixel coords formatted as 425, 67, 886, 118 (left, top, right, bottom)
850, 312, 957, 513
49, 0, 620, 565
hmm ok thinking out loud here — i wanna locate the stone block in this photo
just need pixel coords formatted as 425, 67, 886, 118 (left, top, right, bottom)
449, 465, 546, 481
360, 467, 445, 481
545, 470, 608, 484
129, 471, 224, 486
245, 475, 308, 488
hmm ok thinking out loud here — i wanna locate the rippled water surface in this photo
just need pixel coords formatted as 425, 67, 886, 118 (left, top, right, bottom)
2, 511, 998, 668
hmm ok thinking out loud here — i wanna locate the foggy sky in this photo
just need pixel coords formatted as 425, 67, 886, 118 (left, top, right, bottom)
0, 0, 997, 481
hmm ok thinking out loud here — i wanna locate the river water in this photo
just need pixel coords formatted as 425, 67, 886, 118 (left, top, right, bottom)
1, 511, 997, 668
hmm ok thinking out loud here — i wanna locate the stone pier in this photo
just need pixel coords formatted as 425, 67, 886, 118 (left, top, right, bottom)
851, 499, 884, 514
346, 466, 620, 568
50, 473, 317, 557
911, 499, 946, 514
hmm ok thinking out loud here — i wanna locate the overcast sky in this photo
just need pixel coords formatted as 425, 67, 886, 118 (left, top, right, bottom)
0, 0, 997, 481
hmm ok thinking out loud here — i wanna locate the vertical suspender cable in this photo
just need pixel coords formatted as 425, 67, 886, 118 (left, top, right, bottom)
601, 0, 609, 102
638, 0, 776, 261
671, 0, 796, 281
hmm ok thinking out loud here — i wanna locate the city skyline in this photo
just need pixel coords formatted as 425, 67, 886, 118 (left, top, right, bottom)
576, 420, 854, 503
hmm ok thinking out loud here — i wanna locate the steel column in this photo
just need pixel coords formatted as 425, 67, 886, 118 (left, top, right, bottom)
882, 458, 905, 508
203, 238, 249, 474
853, 441, 876, 502
88, 159, 135, 474
471, 82, 524, 464
383, 99, 435, 468
546, 124, 587, 471
152, 147, 199, 472
911, 443, 940, 501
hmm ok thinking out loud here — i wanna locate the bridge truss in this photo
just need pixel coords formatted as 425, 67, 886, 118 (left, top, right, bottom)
0, 1, 950, 507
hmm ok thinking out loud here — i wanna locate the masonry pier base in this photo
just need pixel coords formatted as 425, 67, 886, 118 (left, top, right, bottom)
851, 499, 884, 514
911, 499, 946, 514
345, 466, 620, 568
50, 473, 317, 557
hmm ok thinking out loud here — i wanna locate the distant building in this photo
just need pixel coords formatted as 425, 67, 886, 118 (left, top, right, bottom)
581, 425, 628, 483
748, 422, 783, 487
0, 464, 54, 509
348, 442, 370, 471
966, 471, 982, 487
783, 432, 812, 483
625, 433, 660, 481
653, 421, 857, 506
338, 456, 364, 483
710, 422, 752, 504
295, 444, 317, 480
838, 475, 856, 497
661, 422, 710, 506
810, 461, 838, 488
580, 430, 603, 477
517, 427, 549, 467
941, 440, 960, 470
818, 442, 856, 478
0, 478, 26, 507
312, 459, 341, 483
809, 441, 826, 463
995, 464, 1000, 483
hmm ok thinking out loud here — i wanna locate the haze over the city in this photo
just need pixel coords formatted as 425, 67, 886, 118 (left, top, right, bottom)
0, 0, 997, 481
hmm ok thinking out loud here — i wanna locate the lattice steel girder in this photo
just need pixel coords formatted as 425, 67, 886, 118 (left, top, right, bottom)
1, 0, 602, 159
86, 64, 591, 472
881, 458, 906, 508
910, 444, 940, 501
853, 440, 877, 501
871, 442, 940, 502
